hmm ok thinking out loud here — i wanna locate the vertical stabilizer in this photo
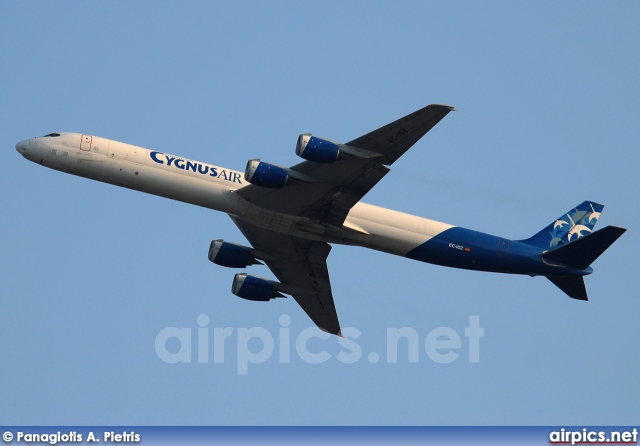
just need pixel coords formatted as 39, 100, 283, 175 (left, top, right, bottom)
520, 201, 604, 249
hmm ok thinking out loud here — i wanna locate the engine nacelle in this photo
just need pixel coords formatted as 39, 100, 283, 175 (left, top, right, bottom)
208, 240, 261, 268
244, 159, 289, 188
231, 273, 283, 302
295, 134, 341, 163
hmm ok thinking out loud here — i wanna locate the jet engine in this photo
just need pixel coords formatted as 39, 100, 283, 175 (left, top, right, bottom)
244, 159, 289, 188
208, 240, 262, 268
231, 273, 284, 302
295, 134, 341, 163
295, 133, 382, 163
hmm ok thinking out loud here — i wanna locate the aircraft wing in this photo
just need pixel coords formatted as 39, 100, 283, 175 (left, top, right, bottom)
230, 216, 342, 335
236, 104, 455, 227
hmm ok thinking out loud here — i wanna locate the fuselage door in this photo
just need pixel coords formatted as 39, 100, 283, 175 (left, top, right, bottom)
497, 238, 510, 257
80, 134, 92, 151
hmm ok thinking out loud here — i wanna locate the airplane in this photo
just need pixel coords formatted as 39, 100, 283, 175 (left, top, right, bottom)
15, 104, 626, 336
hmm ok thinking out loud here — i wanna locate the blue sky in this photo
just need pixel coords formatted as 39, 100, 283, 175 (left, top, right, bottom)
1, 2, 638, 425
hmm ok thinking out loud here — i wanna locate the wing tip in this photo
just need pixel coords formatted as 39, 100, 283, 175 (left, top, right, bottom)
320, 327, 344, 337
429, 103, 457, 111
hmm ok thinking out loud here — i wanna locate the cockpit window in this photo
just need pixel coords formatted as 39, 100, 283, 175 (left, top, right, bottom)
43, 133, 61, 137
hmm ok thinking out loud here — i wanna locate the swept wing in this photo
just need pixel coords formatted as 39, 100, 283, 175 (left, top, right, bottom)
232, 104, 455, 333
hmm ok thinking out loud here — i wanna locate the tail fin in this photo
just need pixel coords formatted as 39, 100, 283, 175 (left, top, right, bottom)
520, 201, 604, 250
544, 225, 626, 300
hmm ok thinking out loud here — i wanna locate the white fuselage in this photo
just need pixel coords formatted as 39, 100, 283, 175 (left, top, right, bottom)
16, 133, 453, 258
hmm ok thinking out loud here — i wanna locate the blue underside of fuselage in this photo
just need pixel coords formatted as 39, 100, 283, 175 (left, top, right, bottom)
405, 227, 589, 277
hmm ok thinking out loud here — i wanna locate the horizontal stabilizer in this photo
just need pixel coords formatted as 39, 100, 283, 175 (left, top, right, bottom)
547, 276, 588, 301
542, 225, 626, 270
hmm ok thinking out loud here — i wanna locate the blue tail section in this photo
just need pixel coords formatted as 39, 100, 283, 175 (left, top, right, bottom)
542, 225, 626, 270
520, 201, 604, 250
543, 225, 626, 300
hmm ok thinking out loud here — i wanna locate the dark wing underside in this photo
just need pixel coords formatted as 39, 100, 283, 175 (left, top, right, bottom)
236, 104, 455, 227
231, 216, 341, 335
230, 104, 455, 333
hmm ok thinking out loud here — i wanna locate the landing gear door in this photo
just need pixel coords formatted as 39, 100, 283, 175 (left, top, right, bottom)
80, 135, 92, 151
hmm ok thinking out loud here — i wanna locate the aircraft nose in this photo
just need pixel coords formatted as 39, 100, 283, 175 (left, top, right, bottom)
15, 139, 30, 156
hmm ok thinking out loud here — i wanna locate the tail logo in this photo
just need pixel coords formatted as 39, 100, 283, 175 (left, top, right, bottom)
568, 224, 592, 242
548, 203, 602, 248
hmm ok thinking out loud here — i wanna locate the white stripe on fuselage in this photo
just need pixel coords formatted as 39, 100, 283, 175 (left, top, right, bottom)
18, 133, 453, 257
